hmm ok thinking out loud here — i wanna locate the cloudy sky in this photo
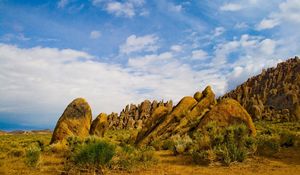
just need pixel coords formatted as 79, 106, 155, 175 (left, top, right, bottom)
0, 0, 299, 130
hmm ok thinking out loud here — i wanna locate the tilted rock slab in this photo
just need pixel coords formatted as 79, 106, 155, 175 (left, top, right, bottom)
135, 86, 217, 146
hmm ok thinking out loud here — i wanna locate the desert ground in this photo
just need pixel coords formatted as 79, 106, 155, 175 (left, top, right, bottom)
0, 121, 299, 175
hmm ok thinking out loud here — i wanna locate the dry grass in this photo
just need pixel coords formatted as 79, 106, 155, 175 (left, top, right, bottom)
0, 121, 299, 175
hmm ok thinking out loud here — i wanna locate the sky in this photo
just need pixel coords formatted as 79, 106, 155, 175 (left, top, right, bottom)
0, 0, 299, 130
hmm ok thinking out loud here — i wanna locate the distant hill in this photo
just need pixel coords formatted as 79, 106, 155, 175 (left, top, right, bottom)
222, 57, 300, 121
0, 129, 52, 135
0, 130, 7, 135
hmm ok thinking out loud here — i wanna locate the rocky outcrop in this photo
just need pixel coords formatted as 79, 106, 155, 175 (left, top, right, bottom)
197, 98, 256, 136
136, 86, 218, 146
90, 113, 108, 137
50, 98, 92, 144
135, 106, 170, 145
223, 57, 300, 121
107, 100, 173, 130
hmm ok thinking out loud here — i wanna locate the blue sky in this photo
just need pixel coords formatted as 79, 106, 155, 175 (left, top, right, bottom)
0, 0, 299, 130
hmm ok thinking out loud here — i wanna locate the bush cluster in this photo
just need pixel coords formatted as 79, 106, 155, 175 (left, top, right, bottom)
255, 122, 298, 156
110, 144, 158, 171
190, 122, 255, 166
25, 146, 41, 167
72, 140, 115, 174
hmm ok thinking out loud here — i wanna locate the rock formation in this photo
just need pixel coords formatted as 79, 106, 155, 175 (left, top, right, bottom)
134, 86, 250, 147
197, 98, 256, 136
90, 113, 108, 137
107, 100, 173, 130
223, 57, 300, 121
50, 98, 92, 144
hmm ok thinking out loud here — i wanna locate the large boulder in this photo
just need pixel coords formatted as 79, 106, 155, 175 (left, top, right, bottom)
90, 113, 108, 137
198, 98, 256, 136
50, 98, 92, 144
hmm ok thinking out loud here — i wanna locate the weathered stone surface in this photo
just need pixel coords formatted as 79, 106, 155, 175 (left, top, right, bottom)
51, 98, 92, 144
136, 97, 197, 146
89, 113, 108, 137
193, 91, 203, 102
188, 86, 215, 120
134, 86, 257, 147
223, 57, 300, 121
198, 98, 256, 136
135, 86, 219, 146
107, 100, 173, 130
135, 106, 169, 145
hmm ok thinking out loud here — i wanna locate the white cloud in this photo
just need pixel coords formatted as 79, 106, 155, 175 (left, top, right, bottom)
170, 45, 182, 52
260, 39, 277, 55
211, 34, 283, 90
168, 4, 182, 12
256, 0, 300, 30
106, 2, 135, 17
139, 9, 149, 16
220, 3, 243, 11
128, 52, 173, 68
120, 34, 159, 54
256, 18, 280, 30
0, 43, 233, 127
58, 0, 69, 8
93, 0, 145, 18
213, 40, 239, 65
213, 27, 225, 37
90, 30, 101, 39
234, 22, 248, 29
278, 0, 300, 23
191, 50, 208, 60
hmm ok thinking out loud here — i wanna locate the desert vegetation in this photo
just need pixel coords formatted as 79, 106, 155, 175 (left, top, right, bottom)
0, 120, 299, 174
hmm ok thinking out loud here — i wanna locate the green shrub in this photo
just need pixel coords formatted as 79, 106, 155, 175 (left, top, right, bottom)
191, 123, 255, 166
110, 145, 157, 171
150, 140, 162, 150
135, 147, 157, 162
257, 134, 280, 156
172, 134, 193, 155
73, 141, 115, 173
25, 146, 41, 167
279, 130, 297, 147
161, 139, 175, 150
191, 149, 216, 165
46, 141, 69, 156
66, 136, 83, 151
244, 136, 257, 154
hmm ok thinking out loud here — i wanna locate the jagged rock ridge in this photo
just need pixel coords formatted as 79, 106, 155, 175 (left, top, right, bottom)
107, 100, 173, 130
135, 86, 256, 147
222, 57, 300, 121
